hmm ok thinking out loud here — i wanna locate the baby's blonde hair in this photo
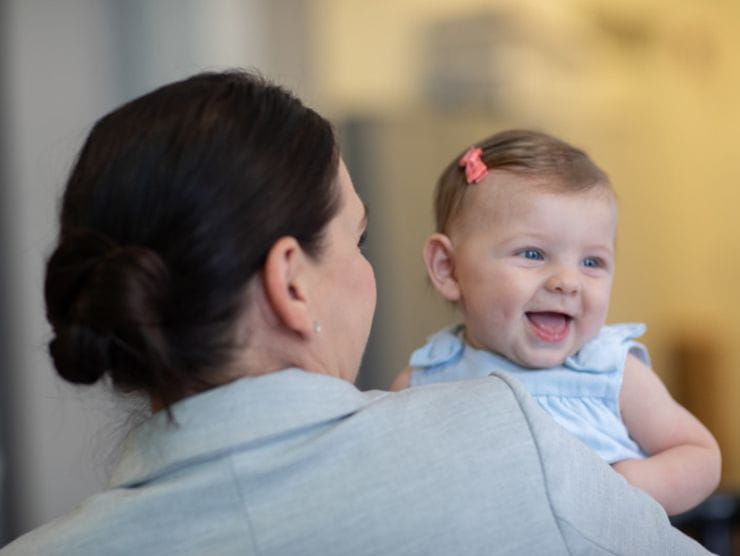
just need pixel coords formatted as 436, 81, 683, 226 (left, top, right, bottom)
435, 129, 612, 233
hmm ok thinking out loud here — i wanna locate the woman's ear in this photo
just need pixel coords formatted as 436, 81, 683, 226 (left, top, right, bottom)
422, 233, 460, 301
262, 236, 313, 337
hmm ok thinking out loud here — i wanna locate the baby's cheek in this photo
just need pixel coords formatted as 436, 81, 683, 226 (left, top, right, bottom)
596, 292, 612, 321
586, 304, 610, 337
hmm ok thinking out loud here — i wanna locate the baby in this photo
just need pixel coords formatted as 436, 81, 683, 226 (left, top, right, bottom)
391, 129, 721, 516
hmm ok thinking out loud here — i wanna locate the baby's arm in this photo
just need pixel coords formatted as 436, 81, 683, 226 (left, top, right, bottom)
389, 366, 412, 391
614, 353, 721, 515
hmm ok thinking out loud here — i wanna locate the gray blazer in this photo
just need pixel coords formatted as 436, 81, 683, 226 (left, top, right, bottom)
2, 369, 709, 555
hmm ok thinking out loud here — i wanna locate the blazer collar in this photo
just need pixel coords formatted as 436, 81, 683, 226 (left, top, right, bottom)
110, 368, 386, 488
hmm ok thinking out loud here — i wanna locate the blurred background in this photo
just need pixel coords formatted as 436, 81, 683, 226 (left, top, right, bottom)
1, 0, 739, 549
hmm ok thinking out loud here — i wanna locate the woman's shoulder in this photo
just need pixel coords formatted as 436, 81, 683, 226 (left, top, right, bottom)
379, 371, 544, 432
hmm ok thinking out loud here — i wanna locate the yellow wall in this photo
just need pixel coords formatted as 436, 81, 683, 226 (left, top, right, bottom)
312, 0, 740, 488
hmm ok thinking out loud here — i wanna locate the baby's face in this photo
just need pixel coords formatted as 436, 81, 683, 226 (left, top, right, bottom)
449, 173, 617, 368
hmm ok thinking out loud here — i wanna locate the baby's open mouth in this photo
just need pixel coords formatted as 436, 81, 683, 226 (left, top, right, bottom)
526, 312, 572, 342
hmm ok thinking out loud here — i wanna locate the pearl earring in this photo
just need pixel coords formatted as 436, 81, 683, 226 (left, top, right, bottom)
313, 321, 322, 334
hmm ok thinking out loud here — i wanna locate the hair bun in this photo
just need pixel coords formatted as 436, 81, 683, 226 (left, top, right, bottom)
45, 230, 171, 385
49, 326, 111, 384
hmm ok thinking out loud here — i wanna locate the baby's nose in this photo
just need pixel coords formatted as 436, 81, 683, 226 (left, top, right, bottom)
545, 268, 580, 295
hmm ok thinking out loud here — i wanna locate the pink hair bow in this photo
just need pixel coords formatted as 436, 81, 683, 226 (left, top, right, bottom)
459, 147, 488, 184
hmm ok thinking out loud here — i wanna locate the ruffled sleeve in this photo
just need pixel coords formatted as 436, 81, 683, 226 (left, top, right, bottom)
409, 324, 465, 369
566, 323, 649, 373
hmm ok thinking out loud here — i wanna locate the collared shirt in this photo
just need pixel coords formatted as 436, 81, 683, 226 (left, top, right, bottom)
2, 369, 708, 555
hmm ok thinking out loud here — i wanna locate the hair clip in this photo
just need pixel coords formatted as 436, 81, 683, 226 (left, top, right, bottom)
459, 147, 488, 184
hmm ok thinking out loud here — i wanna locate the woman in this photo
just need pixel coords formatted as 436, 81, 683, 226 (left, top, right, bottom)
1, 71, 707, 555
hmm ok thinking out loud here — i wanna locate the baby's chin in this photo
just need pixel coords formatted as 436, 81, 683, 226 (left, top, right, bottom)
465, 330, 574, 369
508, 349, 571, 370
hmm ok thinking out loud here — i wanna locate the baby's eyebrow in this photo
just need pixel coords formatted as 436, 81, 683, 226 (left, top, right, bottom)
586, 244, 615, 255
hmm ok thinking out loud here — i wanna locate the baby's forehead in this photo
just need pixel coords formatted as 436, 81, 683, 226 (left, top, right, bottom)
450, 174, 616, 234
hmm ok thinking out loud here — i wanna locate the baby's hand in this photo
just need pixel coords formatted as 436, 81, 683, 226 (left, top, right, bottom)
389, 366, 412, 391
618, 354, 721, 516
611, 458, 640, 478
610, 447, 720, 516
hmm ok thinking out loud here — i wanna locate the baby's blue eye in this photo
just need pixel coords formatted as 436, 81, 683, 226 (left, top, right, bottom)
582, 257, 600, 268
520, 249, 543, 261
358, 231, 368, 249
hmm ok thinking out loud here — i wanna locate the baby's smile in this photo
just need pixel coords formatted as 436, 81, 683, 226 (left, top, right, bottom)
526, 311, 573, 343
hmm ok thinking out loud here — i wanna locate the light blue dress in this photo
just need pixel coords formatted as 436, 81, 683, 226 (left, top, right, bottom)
409, 323, 649, 463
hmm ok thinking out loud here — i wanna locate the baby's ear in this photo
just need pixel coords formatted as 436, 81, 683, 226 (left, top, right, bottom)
422, 233, 460, 301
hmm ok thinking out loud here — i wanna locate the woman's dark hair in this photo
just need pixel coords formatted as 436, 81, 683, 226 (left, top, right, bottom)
44, 70, 340, 409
